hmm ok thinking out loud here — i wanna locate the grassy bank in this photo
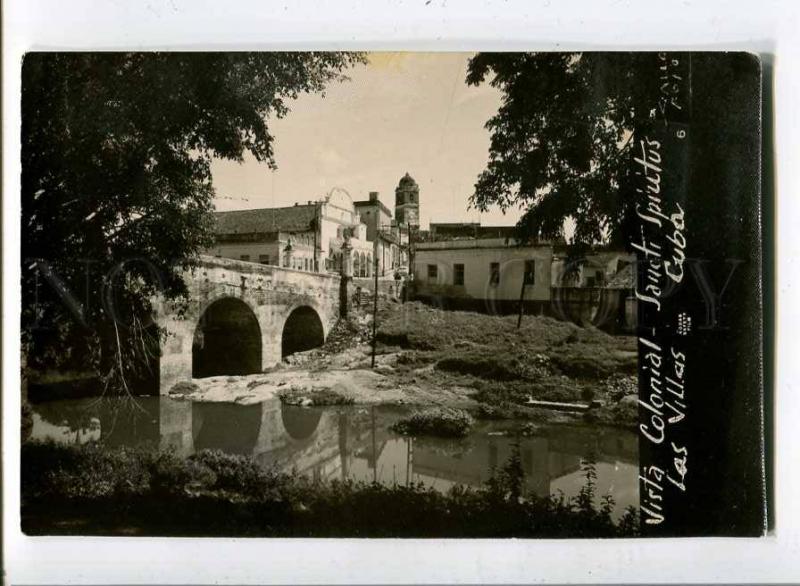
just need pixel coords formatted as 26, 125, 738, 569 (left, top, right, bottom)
22, 440, 638, 537
372, 302, 638, 425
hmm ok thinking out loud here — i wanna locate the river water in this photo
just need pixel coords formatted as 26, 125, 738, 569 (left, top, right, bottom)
29, 396, 638, 518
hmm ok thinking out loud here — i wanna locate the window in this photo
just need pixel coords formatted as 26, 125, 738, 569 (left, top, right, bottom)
427, 264, 438, 280
259, 254, 270, 265
240, 254, 250, 262
453, 263, 465, 286
524, 260, 535, 285
304, 258, 309, 271
489, 262, 500, 286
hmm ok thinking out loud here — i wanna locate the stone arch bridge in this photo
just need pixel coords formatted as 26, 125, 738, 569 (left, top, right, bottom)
156, 255, 345, 394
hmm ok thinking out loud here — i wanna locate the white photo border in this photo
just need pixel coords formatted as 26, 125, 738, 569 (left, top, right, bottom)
3, 1, 796, 583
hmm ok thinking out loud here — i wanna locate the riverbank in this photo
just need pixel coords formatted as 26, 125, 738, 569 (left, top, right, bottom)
169, 301, 639, 429
22, 440, 639, 537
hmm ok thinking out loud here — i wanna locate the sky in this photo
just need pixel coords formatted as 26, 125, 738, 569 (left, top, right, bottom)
210, 52, 523, 230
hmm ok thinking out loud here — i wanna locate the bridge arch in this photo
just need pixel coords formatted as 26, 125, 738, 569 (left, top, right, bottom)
157, 256, 342, 393
192, 297, 262, 378
281, 404, 323, 441
281, 305, 325, 359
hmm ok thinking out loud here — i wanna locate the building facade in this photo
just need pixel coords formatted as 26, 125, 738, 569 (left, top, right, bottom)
353, 191, 403, 277
412, 235, 635, 330
208, 174, 418, 279
208, 188, 375, 275
412, 238, 555, 312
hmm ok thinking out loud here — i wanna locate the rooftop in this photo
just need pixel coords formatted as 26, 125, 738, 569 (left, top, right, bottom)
213, 204, 317, 235
415, 237, 540, 250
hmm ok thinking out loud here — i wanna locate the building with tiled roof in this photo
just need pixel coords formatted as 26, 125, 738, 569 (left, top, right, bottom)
213, 204, 318, 237
207, 189, 375, 274
207, 176, 415, 278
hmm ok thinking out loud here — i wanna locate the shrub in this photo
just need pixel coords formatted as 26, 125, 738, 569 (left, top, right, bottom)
538, 386, 582, 403
391, 407, 474, 438
21, 441, 150, 500
190, 450, 268, 493
395, 351, 432, 368
277, 387, 354, 406
169, 381, 199, 395
474, 402, 513, 420
548, 343, 637, 379
148, 451, 216, 496
435, 355, 521, 381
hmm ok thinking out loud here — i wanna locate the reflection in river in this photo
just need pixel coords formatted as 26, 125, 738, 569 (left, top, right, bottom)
30, 396, 638, 518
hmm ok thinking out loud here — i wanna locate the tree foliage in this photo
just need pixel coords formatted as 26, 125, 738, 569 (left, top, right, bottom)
466, 52, 660, 247
21, 52, 365, 386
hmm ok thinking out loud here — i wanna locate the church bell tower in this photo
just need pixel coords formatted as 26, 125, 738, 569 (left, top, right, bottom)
394, 172, 420, 228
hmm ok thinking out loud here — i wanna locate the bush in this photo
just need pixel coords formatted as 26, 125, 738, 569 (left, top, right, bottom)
190, 450, 268, 493
22, 441, 150, 500
168, 381, 199, 395
149, 452, 216, 496
474, 402, 514, 420
548, 343, 637, 379
435, 355, 521, 381
538, 386, 582, 403
277, 387, 354, 406
390, 407, 474, 438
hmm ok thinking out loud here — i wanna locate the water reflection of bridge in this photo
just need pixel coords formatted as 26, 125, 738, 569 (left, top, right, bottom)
32, 397, 637, 508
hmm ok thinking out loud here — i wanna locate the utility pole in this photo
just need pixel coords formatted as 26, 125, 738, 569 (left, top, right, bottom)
407, 221, 413, 273
312, 203, 319, 272
371, 228, 380, 368
517, 259, 535, 329
517, 273, 526, 329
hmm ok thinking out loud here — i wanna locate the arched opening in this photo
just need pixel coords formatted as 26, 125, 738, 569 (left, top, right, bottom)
281, 404, 322, 441
281, 306, 324, 359
192, 298, 262, 378
353, 253, 361, 278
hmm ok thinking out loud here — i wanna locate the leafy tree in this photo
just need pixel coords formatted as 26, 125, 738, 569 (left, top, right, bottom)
21, 52, 365, 391
466, 52, 661, 247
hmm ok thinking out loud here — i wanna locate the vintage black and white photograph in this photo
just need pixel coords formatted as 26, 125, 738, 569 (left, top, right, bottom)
18, 50, 765, 539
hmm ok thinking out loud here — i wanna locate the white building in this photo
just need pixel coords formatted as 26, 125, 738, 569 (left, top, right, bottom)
207, 188, 375, 275
208, 174, 420, 279
412, 235, 635, 330
413, 238, 554, 312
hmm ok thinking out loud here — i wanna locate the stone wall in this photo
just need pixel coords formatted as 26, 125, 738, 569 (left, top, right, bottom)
156, 255, 342, 393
